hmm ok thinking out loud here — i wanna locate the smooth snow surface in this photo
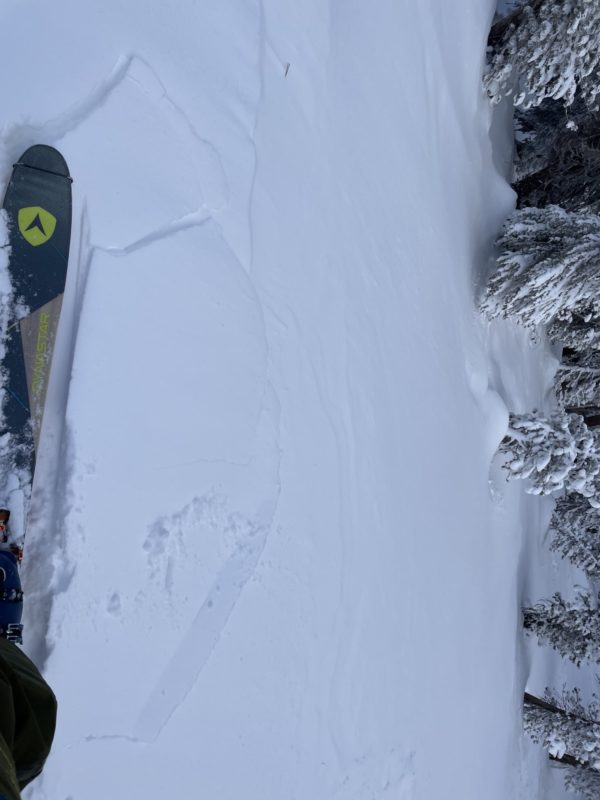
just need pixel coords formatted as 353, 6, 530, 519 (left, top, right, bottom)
0, 1, 573, 798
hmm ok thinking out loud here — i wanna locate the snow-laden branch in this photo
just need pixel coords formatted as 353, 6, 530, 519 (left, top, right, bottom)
482, 206, 600, 345
485, 0, 600, 109
499, 410, 600, 501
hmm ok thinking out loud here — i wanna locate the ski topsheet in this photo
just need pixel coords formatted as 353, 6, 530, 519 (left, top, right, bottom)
1, 145, 72, 505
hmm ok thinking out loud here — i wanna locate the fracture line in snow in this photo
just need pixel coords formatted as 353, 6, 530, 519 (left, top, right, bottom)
84, 733, 143, 745
246, 0, 266, 276
151, 453, 254, 471
1, 52, 228, 220
124, 55, 229, 215
93, 209, 213, 257
0, 55, 133, 159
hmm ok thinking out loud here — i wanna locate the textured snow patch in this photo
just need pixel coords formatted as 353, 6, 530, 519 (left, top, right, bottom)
135, 493, 271, 741
332, 748, 416, 799
142, 492, 266, 597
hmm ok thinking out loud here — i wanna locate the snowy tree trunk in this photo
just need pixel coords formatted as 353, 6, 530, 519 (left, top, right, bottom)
523, 590, 600, 665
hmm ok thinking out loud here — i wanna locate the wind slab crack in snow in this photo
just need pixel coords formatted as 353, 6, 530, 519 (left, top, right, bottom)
124, 54, 229, 215
2, 51, 229, 218
0, 55, 133, 160
152, 453, 255, 471
93, 209, 213, 257
84, 733, 143, 746
238, 0, 283, 502
246, 0, 266, 279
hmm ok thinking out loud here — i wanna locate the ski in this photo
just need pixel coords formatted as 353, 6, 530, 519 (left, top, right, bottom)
0, 146, 72, 641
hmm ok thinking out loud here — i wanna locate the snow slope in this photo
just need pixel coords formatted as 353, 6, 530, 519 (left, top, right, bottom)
0, 1, 573, 798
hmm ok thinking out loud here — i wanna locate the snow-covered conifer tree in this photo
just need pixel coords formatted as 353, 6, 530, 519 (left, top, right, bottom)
549, 494, 600, 578
485, 0, 600, 109
555, 349, 600, 408
481, 206, 600, 336
523, 589, 600, 665
524, 689, 600, 769
499, 410, 600, 500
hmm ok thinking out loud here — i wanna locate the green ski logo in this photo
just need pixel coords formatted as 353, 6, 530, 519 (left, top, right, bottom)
18, 206, 57, 247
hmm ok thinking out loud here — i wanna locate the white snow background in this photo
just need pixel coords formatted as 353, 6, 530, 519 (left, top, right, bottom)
0, 0, 586, 798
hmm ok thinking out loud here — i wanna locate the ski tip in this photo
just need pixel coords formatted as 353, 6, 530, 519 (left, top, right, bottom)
15, 145, 71, 180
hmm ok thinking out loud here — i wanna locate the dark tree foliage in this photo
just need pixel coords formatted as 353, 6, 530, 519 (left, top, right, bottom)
523, 589, 600, 665
513, 98, 585, 183
548, 314, 600, 352
514, 106, 600, 213
549, 493, 600, 579
555, 349, 600, 409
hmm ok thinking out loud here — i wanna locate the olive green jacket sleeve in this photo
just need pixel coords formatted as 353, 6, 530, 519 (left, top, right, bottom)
0, 640, 57, 800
